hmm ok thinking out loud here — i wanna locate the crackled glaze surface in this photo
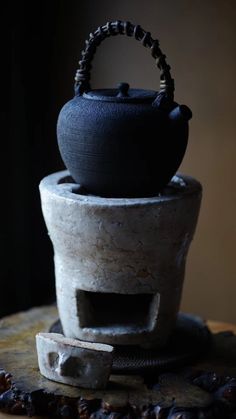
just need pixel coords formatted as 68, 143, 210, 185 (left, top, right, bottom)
39, 171, 202, 347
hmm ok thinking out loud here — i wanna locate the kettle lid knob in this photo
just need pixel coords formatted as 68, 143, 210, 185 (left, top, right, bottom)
117, 82, 130, 97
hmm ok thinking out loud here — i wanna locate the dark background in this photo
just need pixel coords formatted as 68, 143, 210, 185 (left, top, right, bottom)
2, 1, 86, 316
2, 1, 236, 322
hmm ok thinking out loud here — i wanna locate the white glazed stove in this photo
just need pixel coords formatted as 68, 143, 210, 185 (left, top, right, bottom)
36, 170, 202, 388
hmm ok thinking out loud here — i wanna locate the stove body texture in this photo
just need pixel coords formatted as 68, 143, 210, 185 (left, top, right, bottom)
40, 171, 202, 349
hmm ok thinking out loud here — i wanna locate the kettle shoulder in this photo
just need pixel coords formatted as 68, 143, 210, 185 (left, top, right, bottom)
58, 96, 167, 119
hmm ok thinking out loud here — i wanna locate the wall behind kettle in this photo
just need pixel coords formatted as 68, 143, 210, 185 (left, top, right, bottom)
77, 0, 236, 323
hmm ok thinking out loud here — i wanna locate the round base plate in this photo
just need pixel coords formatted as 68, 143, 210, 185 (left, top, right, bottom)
50, 312, 212, 374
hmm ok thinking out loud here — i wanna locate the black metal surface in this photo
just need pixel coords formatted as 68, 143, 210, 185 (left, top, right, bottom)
50, 313, 211, 374
83, 88, 157, 103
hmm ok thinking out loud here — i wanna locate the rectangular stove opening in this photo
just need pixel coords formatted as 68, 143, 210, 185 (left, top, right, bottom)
77, 290, 158, 332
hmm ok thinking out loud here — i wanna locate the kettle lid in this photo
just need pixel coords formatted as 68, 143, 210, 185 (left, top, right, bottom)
83, 83, 157, 103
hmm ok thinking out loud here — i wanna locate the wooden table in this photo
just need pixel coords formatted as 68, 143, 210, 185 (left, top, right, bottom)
0, 306, 236, 418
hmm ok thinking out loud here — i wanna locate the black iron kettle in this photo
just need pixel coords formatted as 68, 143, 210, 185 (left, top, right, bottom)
57, 21, 192, 197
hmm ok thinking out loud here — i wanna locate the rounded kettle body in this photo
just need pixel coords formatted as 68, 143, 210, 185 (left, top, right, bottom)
57, 91, 189, 197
